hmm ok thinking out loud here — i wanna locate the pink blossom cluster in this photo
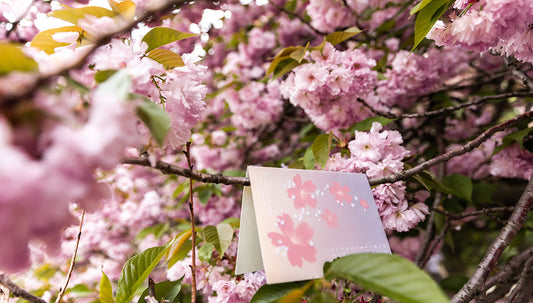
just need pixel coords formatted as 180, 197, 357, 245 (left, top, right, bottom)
89, 39, 207, 149
369, 47, 470, 110
305, 0, 355, 33
217, 81, 283, 130
326, 122, 429, 232
281, 42, 377, 130
489, 143, 533, 180
428, 0, 533, 63
0, 76, 142, 272
167, 252, 265, 303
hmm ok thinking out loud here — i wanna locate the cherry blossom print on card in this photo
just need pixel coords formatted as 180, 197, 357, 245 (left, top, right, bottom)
287, 174, 318, 209
267, 212, 317, 268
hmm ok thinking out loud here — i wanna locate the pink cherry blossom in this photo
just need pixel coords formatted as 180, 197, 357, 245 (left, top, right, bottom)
320, 209, 338, 228
268, 213, 317, 267
287, 174, 317, 208
328, 181, 352, 204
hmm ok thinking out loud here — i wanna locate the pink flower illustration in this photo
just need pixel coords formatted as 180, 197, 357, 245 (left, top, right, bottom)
287, 174, 317, 208
321, 209, 338, 228
268, 213, 317, 267
360, 199, 369, 210
329, 182, 352, 204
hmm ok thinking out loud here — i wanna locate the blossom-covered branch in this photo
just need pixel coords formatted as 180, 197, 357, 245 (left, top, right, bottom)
125, 110, 532, 187
368, 110, 533, 186
1, 0, 194, 107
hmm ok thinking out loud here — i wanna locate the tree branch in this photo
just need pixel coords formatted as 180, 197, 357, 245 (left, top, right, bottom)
451, 176, 533, 303
368, 110, 533, 186
0, 273, 46, 303
125, 111, 532, 187
122, 157, 251, 186
359, 91, 533, 120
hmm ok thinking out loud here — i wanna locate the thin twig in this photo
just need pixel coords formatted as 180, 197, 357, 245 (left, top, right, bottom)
55, 210, 85, 303
419, 221, 449, 268
0, 273, 47, 303
452, 176, 533, 303
504, 255, 533, 303
415, 137, 445, 267
359, 91, 533, 120
432, 206, 515, 221
369, 110, 533, 186
184, 142, 197, 303
484, 246, 533, 290
269, 2, 327, 36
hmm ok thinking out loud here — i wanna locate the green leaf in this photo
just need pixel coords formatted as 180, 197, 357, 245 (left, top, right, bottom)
324, 253, 449, 303
146, 48, 185, 69
198, 243, 215, 262
94, 69, 117, 83
138, 278, 183, 303
289, 42, 309, 63
69, 284, 93, 297
303, 146, 316, 170
96, 69, 131, 100
251, 281, 309, 303
348, 116, 396, 133
325, 27, 362, 46
493, 127, 533, 155
409, 169, 453, 194
198, 188, 213, 205
412, 0, 451, 51
273, 57, 301, 79
30, 26, 85, 54
49, 6, 115, 24
115, 245, 170, 303
0, 43, 38, 75
442, 174, 473, 202
203, 223, 234, 257
135, 222, 170, 241
312, 134, 331, 169
142, 27, 197, 52
136, 101, 170, 146
266, 46, 305, 79
99, 271, 114, 303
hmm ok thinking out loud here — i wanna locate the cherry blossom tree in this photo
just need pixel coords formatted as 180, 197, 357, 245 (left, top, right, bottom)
0, 0, 532, 302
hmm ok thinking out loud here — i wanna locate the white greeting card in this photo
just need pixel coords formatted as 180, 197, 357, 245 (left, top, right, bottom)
235, 166, 391, 284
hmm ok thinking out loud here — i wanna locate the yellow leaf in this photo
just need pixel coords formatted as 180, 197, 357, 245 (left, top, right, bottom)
109, 0, 136, 20
146, 48, 185, 69
49, 6, 115, 25
0, 43, 38, 75
30, 26, 85, 54
166, 229, 193, 267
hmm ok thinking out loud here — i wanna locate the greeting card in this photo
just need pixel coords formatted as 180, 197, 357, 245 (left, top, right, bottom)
235, 166, 391, 284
